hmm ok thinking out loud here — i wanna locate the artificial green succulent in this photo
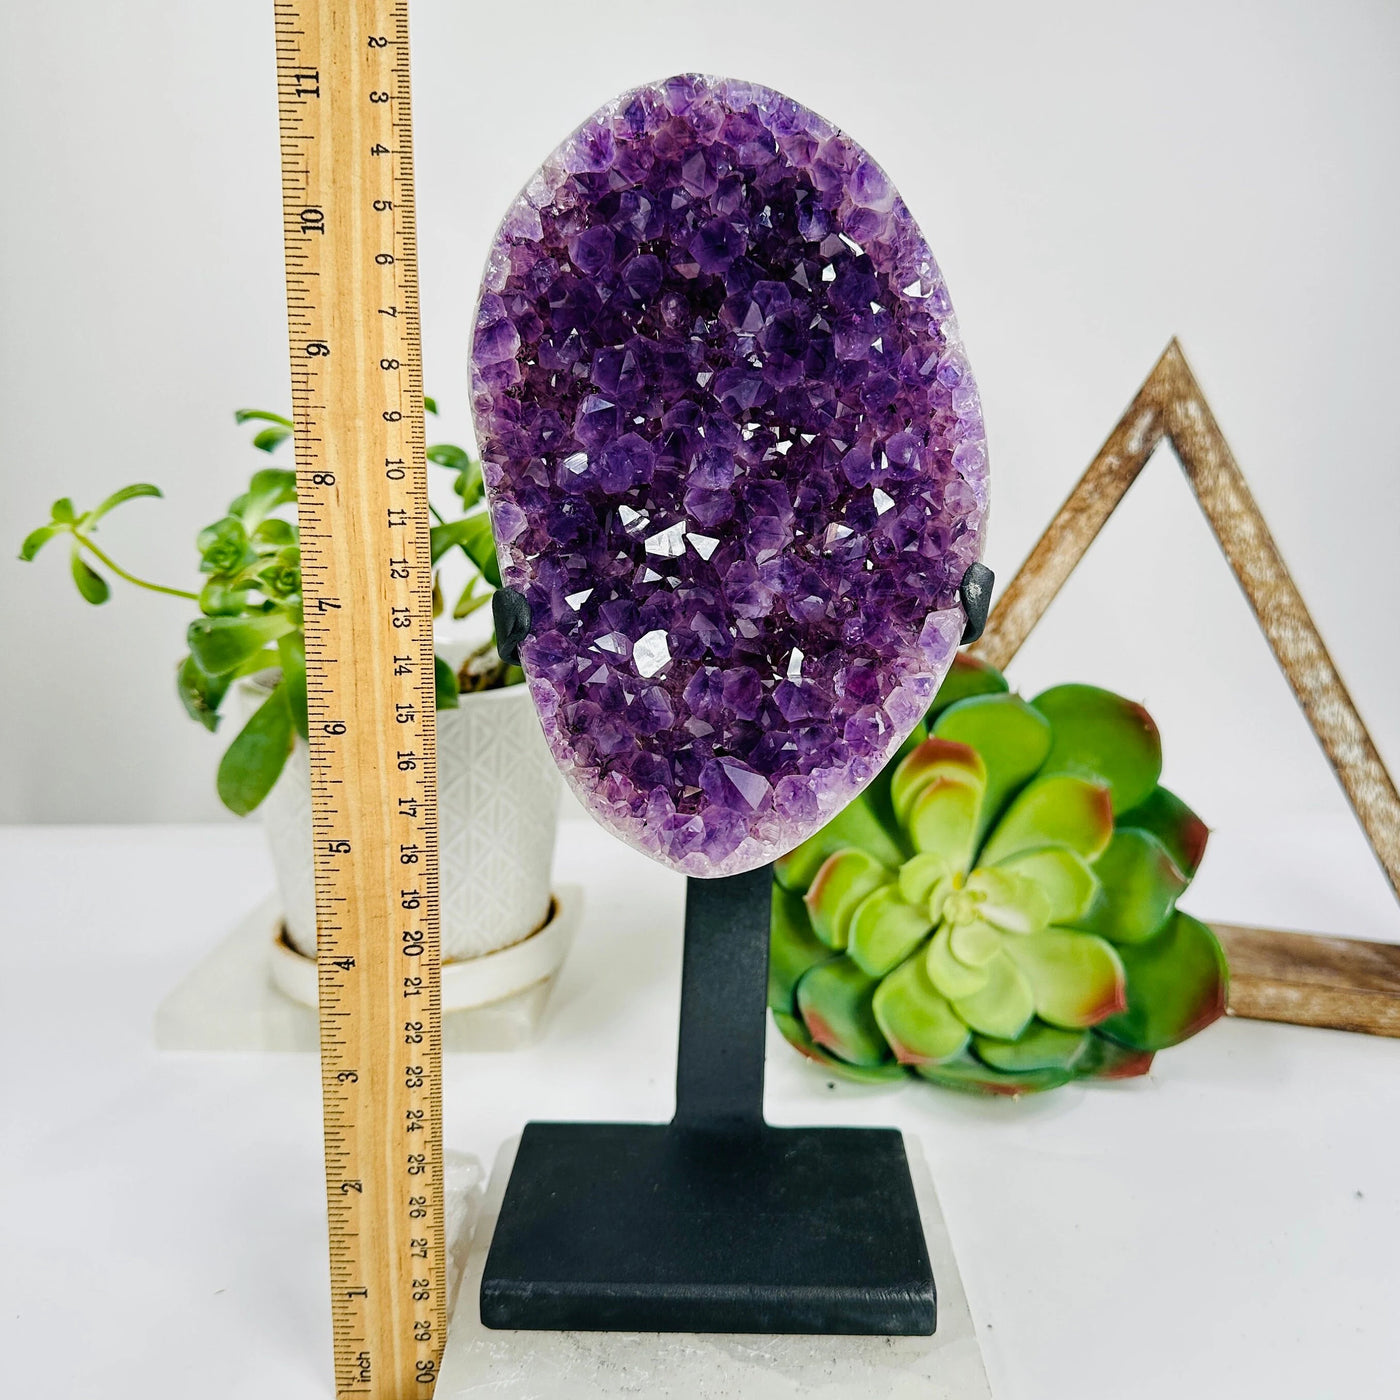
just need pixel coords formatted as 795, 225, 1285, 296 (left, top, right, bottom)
769, 656, 1227, 1095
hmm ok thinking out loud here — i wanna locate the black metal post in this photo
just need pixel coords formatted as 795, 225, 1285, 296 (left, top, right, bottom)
673, 866, 771, 1131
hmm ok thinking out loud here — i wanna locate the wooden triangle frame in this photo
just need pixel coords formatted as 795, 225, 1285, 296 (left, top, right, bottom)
971, 340, 1400, 1036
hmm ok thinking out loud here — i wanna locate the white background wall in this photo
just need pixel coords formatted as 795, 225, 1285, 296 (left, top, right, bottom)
3, 1, 1398, 915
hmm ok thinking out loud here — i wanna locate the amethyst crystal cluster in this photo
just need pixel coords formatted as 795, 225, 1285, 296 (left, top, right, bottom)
471, 74, 988, 876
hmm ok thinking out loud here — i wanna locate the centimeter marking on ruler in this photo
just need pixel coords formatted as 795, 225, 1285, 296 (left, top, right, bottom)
273, 1, 446, 1395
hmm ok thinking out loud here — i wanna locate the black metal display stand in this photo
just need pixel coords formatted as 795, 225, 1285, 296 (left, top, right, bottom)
480, 864, 936, 1334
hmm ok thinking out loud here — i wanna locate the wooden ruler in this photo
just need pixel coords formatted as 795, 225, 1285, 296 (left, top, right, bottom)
273, 1, 446, 1394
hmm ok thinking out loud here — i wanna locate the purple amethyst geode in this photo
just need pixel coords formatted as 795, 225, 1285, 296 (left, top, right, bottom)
471, 74, 988, 877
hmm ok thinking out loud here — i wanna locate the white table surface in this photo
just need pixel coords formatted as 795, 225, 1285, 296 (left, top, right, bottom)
2, 817, 1398, 1398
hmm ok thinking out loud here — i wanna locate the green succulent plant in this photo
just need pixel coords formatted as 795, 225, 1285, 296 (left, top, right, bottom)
769, 656, 1227, 1095
19, 401, 510, 816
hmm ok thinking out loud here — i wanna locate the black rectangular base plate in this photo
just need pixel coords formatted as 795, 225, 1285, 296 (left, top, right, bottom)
480, 1121, 936, 1335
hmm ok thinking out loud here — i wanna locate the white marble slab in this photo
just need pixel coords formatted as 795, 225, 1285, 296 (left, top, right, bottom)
438, 1133, 991, 1399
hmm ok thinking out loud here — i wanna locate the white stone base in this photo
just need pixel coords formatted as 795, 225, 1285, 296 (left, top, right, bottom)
437, 1133, 991, 1399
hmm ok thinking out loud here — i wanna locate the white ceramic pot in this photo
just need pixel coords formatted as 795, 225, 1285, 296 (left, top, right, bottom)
254, 681, 562, 963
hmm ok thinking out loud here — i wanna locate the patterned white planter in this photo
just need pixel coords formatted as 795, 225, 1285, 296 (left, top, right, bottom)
254, 681, 562, 963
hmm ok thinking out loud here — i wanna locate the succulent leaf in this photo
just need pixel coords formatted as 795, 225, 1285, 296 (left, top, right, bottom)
992, 845, 1100, 924
1031, 684, 1162, 814
1076, 828, 1188, 945
973, 1021, 1090, 1073
794, 959, 890, 1067
926, 924, 992, 1001
924, 653, 1009, 721
216, 682, 295, 816
872, 954, 970, 1065
906, 775, 983, 871
897, 851, 950, 906
950, 950, 1036, 1040
1079, 1034, 1155, 1081
933, 693, 1052, 840
891, 737, 985, 825
70, 551, 110, 604
774, 790, 905, 892
915, 1049, 1075, 1096
1117, 785, 1210, 878
769, 883, 833, 1014
979, 773, 1114, 865
187, 611, 297, 676
176, 653, 230, 733
964, 865, 1051, 934
846, 886, 934, 977
1099, 911, 1228, 1051
949, 918, 1003, 967
803, 849, 891, 950
1003, 929, 1127, 1028
771, 1011, 907, 1084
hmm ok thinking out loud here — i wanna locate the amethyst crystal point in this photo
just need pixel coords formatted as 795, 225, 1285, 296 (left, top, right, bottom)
472, 74, 988, 877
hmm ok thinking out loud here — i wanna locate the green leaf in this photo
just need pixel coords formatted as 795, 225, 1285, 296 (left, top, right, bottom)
923, 653, 1008, 723
51, 497, 77, 524
772, 1010, 908, 1084
1080, 1034, 1154, 1081
197, 516, 249, 575
431, 512, 501, 586
70, 550, 110, 604
915, 1049, 1076, 1097
872, 952, 970, 1065
251, 517, 297, 551
257, 546, 301, 600
949, 919, 1003, 967
188, 611, 296, 676
979, 774, 1114, 866
1031, 684, 1163, 815
991, 846, 1101, 924
794, 958, 891, 1067
89, 482, 161, 523
454, 458, 485, 509
19, 524, 62, 561
769, 883, 833, 1014
846, 886, 934, 977
429, 517, 475, 564
278, 632, 309, 741
234, 408, 294, 428
926, 923, 993, 1001
934, 693, 1052, 841
1098, 911, 1228, 1052
973, 1021, 1090, 1074
804, 849, 891, 950
962, 864, 1051, 934
198, 580, 262, 617
949, 948, 1036, 1040
897, 851, 951, 906
216, 682, 295, 816
434, 653, 459, 710
906, 767, 984, 871
891, 737, 985, 828
233, 468, 298, 530
251, 426, 293, 453
423, 395, 438, 415
1076, 828, 1189, 945
177, 653, 231, 733
452, 578, 492, 619
1003, 929, 1126, 1029
427, 442, 471, 472
1117, 785, 1210, 877
774, 790, 907, 892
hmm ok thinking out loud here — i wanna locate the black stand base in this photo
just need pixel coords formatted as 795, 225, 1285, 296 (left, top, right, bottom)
481, 1121, 934, 1334
480, 867, 936, 1335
